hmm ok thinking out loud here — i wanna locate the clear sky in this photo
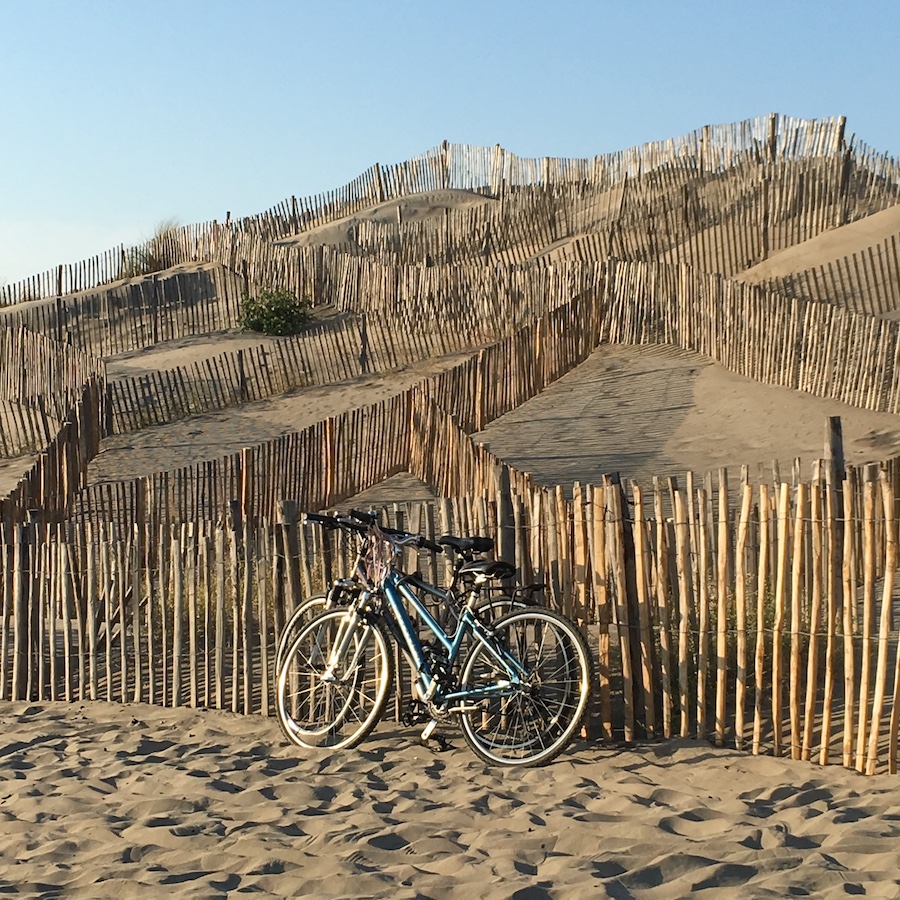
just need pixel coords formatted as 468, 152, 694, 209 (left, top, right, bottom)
1, 0, 897, 286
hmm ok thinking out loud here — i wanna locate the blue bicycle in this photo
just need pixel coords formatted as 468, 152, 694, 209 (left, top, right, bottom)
276, 520, 592, 766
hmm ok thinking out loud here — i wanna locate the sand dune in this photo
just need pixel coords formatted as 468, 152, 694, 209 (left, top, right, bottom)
475, 343, 900, 489
276, 190, 498, 249
1, 700, 898, 898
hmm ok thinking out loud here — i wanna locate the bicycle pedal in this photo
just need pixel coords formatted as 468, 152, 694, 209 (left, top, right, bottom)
402, 700, 430, 727
419, 721, 453, 753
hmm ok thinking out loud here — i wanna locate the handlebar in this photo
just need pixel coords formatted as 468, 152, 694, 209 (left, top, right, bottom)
346, 509, 444, 553
304, 511, 443, 554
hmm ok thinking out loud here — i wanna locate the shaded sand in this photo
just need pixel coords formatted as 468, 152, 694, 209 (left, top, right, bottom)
105, 331, 290, 380
1, 701, 899, 899
475, 343, 900, 490
0, 454, 35, 499
103, 309, 350, 381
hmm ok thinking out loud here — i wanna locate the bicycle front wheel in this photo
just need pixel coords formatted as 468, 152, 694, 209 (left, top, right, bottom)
276, 609, 393, 750
275, 586, 359, 675
275, 594, 327, 676
458, 608, 592, 766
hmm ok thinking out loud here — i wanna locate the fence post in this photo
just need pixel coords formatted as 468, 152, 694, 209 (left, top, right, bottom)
605, 480, 633, 741
609, 474, 645, 737
496, 464, 515, 568
151, 274, 160, 345
359, 313, 369, 374
227, 499, 243, 714
11, 525, 30, 700
237, 350, 248, 404
826, 416, 846, 484
241, 259, 250, 300
279, 500, 302, 625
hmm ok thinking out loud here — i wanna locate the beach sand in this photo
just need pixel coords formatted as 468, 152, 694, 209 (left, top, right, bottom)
1, 700, 898, 898
475, 343, 900, 489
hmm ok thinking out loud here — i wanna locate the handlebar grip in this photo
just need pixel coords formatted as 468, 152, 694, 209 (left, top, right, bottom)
349, 509, 378, 525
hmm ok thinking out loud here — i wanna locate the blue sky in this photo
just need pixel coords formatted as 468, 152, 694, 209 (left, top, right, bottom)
1, 0, 897, 285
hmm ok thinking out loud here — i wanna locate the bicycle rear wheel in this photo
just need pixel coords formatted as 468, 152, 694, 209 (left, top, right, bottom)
473, 594, 532, 623
276, 609, 393, 750
458, 608, 592, 766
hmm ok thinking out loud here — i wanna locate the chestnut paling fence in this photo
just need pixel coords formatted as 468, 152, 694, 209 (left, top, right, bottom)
4, 256, 900, 772
3, 113, 898, 311
4, 461, 900, 774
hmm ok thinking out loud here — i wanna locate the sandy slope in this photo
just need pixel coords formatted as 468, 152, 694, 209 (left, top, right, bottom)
275, 190, 498, 249
89, 351, 473, 484
1, 700, 898, 899
475, 343, 900, 489
88, 340, 900, 494
737, 203, 900, 284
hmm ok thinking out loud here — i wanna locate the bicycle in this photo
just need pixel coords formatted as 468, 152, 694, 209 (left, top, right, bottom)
274, 510, 539, 676
276, 520, 592, 766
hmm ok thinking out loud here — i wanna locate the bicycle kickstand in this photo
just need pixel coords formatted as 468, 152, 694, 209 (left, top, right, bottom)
420, 719, 452, 753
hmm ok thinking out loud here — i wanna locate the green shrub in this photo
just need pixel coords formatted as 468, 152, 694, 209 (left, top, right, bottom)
239, 288, 312, 336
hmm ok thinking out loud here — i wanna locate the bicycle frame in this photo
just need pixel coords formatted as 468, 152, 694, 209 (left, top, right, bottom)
380, 570, 530, 707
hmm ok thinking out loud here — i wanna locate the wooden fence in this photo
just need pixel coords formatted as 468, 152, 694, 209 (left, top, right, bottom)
10, 257, 900, 529
124, 146, 897, 298
0, 327, 102, 457
6, 252, 900, 521
107, 312, 490, 434
762, 231, 900, 318
1, 376, 106, 527
3, 296, 900, 773
5, 461, 900, 773
0, 265, 244, 360
4, 114, 898, 310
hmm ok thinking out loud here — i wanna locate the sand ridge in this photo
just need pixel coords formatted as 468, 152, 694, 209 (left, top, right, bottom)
737, 203, 900, 285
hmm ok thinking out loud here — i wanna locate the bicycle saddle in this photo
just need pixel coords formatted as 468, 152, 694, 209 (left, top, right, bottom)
457, 559, 516, 580
438, 535, 494, 554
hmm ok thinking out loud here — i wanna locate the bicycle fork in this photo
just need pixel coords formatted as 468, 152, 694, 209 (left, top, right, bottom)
320, 597, 373, 684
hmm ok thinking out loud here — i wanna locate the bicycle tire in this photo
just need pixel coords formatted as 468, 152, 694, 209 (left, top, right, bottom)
276, 609, 393, 750
458, 607, 592, 766
473, 594, 533, 623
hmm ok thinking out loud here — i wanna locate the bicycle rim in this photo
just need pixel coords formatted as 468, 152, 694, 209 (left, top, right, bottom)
276, 609, 393, 750
473, 594, 531, 624
458, 608, 592, 766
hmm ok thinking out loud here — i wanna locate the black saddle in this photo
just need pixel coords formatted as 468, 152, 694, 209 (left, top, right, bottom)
438, 535, 495, 554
